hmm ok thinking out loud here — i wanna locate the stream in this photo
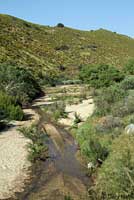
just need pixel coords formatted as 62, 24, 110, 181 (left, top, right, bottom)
15, 85, 93, 200
16, 107, 90, 200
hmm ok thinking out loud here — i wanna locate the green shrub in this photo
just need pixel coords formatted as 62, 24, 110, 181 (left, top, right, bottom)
53, 110, 62, 121
76, 123, 94, 146
0, 91, 24, 121
57, 23, 64, 28
120, 76, 134, 90
19, 125, 48, 162
80, 138, 108, 163
76, 122, 109, 163
8, 105, 24, 120
45, 101, 67, 121
94, 84, 126, 116
74, 112, 82, 124
123, 59, 134, 75
79, 64, 124, 88
112, 94, 134, 117
91, 134, 134, 200
28, 142, 47, 162
64, 195, 73, 200
19, 125, 42, 142
0, 64, 42, 105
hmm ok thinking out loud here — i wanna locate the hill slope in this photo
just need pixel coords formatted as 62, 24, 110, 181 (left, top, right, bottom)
0, 14, 134, 79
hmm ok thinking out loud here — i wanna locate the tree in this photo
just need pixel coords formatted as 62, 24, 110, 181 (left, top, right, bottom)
0, 64, 42, 105
57, 23, 64, 28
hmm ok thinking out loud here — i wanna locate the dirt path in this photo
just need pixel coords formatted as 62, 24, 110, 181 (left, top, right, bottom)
0, 109, 39, 199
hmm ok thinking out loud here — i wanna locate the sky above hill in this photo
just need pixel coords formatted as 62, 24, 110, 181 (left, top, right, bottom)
0, 0, 134, 37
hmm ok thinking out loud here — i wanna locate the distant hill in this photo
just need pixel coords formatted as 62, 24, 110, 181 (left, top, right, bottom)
0, 14, 134, 79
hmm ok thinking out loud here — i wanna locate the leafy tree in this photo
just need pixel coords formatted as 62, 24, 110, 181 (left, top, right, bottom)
57, 23, 64, 28
0, 64, 42, 105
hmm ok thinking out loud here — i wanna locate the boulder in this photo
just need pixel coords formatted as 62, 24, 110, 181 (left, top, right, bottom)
125, 124, 134, 135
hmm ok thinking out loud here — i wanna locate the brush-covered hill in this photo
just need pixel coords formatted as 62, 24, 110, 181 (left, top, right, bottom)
1, 14, 134, 80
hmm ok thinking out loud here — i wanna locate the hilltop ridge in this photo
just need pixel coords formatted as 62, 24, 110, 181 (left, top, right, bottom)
0, 14, 134, 79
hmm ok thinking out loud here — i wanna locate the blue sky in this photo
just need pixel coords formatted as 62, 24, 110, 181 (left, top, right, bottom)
0, 0, 134, 37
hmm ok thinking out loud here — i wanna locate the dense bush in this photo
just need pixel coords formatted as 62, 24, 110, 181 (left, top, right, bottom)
77, 61, 134, 199
56, 23, 64, 28
76, 123, 109, 163
81, 138, 108, 163
91, 134, 134, 200
123, 59, 134, 75
42, 70, 65, 86
79, 64, 124, 88
0, 64, 42, 105
95, 84, 126, 116
112, 94, 134, 117
0, 91, 24, 121
120, 76, 134, 90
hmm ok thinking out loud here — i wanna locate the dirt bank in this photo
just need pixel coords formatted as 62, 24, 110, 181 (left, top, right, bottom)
0, 109, 39, 199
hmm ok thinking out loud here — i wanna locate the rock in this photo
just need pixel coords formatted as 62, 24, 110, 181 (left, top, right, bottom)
125, 124, 134, 135
87, 162, 94, 169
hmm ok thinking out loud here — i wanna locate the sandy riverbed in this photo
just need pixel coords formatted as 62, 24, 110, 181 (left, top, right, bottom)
0, 109, 39, 199
0, 85, 94, 199
59, 98, 94, 126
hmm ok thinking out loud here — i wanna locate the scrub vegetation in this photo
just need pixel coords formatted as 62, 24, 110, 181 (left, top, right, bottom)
1, 14, 134, 199
1, 14, 134, 84
74, 59, 134, 199
0, 64, 42, 128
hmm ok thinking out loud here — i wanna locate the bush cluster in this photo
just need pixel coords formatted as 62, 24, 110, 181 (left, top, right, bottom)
77, 59, 134, 199
0, 91, 24, 121
91, 134, 134, 200
79, 64, 124, 88
94, 84, 126, 116
0, 64, 42, 106
19, 125, 48, 162
76, 123, 109, 163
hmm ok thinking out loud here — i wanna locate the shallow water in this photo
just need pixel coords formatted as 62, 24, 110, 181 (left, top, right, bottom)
16, 108, 90, 200
15, 83, 93, 200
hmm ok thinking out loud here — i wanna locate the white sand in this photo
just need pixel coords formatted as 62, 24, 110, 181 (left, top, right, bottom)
0, 108, 39, 199
59, 98, 94, 126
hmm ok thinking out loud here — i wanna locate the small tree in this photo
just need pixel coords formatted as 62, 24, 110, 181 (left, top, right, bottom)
57, 23, 64, 28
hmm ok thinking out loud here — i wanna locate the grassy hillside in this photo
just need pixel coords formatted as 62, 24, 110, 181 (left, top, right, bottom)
1, 14, 134, 80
